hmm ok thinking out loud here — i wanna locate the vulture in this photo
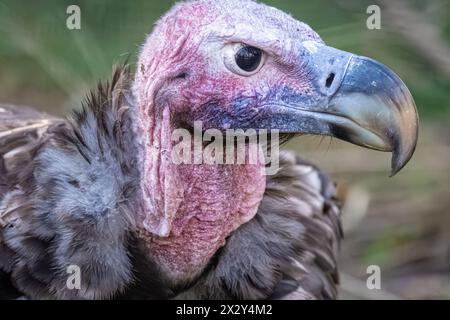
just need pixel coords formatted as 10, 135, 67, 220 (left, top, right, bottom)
0, 0, 418, 300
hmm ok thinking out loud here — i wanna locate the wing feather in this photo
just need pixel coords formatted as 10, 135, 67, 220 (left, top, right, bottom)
0, 104, 62, 197
0, 66, 156, 299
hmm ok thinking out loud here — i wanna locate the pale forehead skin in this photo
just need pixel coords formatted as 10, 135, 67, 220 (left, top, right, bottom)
191, 0, 322, 45
157, 0, 321, 45
135, 0, 323, 90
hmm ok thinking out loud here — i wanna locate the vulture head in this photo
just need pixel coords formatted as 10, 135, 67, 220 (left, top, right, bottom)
132, 0, 418, 282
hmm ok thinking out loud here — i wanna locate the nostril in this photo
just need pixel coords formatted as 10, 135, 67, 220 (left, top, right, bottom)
325, 72, 335, 88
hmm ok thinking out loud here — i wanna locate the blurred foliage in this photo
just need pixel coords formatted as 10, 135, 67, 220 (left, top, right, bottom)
0, 0, 449, 118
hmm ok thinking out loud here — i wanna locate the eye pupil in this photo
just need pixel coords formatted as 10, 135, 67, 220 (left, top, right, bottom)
235, 46, 262, 72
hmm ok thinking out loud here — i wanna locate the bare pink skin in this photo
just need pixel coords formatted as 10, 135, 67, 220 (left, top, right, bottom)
132, 0, 322, 282
138, 163, 266, 282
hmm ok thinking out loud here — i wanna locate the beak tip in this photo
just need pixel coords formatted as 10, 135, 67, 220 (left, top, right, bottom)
389, 160, 403, 177
389, 136, 418, 177
389, 166, 400, 177
390, 154, 403, 176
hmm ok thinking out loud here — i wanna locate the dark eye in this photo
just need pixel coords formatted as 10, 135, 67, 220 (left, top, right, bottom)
223, 43, 266, 76
235, 46, 262, 72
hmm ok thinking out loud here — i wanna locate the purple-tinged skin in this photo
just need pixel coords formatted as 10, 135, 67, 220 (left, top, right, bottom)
132, 0, 418, 282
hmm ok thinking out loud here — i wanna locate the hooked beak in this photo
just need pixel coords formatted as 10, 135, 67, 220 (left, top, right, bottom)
268, 42, 419, 175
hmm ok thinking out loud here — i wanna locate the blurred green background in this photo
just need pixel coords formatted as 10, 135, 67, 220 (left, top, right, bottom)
1, 0, 449, 299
